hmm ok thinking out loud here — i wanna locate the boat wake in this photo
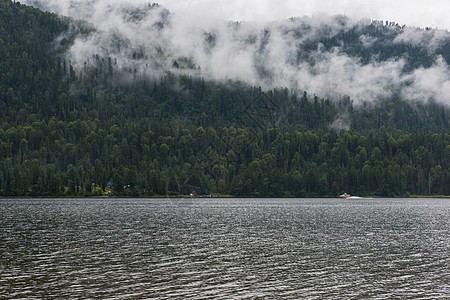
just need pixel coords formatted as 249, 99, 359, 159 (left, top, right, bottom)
340, 193, 363, 199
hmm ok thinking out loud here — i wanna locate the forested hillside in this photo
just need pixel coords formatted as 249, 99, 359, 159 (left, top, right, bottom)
0, 0, 449, 197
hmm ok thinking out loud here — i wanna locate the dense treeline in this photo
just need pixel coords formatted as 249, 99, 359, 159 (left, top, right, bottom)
1, 119, 449, 197
0, 0, 449, 197
0, 0, 68, 119
0, 118, 448, 197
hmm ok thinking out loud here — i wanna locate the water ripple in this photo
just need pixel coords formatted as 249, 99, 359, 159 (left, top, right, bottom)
1, 198, 450, 299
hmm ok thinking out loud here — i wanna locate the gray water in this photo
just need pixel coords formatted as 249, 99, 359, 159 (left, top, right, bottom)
1, 198, 449, 299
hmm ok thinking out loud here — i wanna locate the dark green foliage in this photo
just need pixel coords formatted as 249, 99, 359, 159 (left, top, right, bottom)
292, 18, 436, 70
1, 118, 449, 197
0, 1, 449, 197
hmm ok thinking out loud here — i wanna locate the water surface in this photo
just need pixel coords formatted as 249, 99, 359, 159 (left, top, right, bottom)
1, 197, 449, 299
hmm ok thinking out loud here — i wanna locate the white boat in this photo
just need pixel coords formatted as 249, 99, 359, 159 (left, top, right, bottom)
340, 193, 362, 199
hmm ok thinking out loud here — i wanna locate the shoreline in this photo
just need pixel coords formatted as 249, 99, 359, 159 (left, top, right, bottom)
1, 195, 449, 199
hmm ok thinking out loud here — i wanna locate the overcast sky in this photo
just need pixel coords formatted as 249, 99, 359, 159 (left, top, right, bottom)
156, 0, 450, 30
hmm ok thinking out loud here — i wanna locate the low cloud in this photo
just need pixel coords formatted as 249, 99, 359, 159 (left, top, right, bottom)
402, 57, 450, 106
394, 27, 450, 52
22, 0, 450, 107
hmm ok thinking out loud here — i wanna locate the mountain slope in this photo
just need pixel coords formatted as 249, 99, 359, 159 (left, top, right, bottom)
21, 0, 450, 107
0, 0, 449, 197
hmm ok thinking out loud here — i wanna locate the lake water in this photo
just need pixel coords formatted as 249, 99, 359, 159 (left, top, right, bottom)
1, 197, 449, 299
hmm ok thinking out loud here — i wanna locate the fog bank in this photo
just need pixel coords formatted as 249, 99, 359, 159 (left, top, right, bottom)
22, 0, 450, 106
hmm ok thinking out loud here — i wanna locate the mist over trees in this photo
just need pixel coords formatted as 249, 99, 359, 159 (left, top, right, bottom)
0, 0, 449, 197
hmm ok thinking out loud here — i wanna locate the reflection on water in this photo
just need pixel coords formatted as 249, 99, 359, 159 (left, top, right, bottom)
1, 198, 449, 299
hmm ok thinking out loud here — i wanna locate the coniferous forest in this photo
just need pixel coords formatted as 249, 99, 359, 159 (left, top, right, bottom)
1, 0, 449, 197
